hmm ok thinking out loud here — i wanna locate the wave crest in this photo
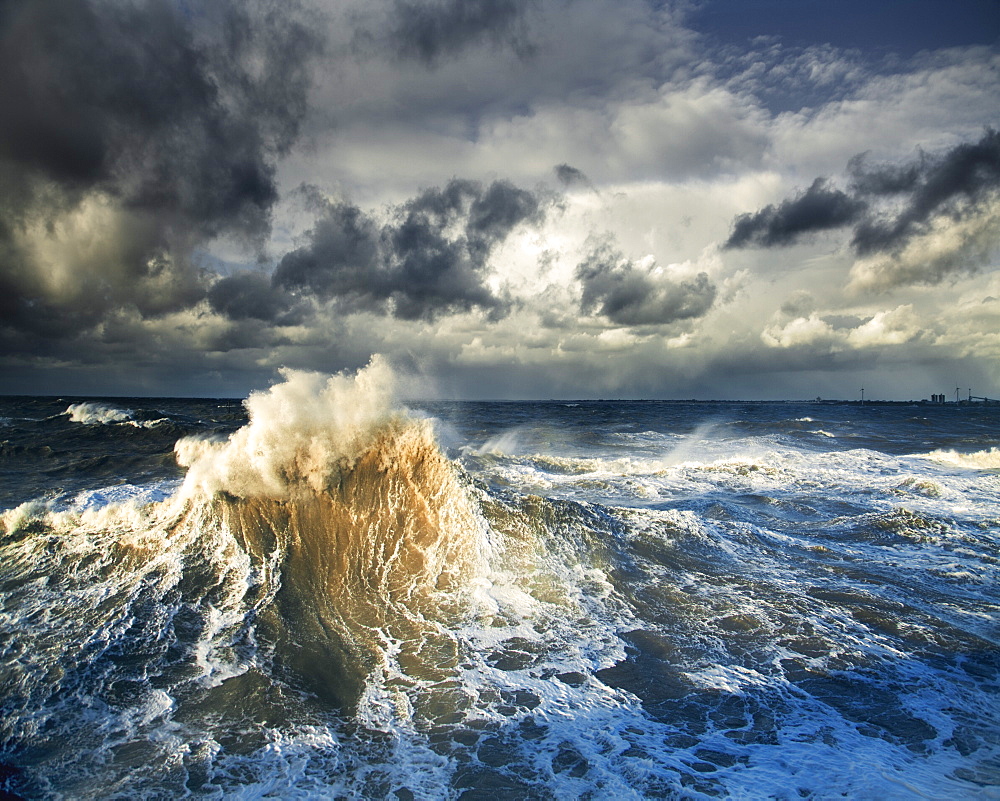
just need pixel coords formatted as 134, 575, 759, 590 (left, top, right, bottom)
928, 446, 1000, 469
175, 358, 401, 499
66, 401, 133, 425
64, 402, 167, 429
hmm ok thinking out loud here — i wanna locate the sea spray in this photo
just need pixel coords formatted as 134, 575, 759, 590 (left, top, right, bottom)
175, 359, 402, 499
927, 446, 1000, 469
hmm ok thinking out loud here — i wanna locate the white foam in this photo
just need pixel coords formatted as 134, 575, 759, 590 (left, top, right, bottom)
175, 356, 401, 499
70, 481, 179, 512
66, 401, 133, 424
129, 417, 170, 429
927, 446, 1000, 469
61, 402, 168, 429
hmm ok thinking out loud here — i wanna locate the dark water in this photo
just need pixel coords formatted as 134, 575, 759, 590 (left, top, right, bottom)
1, 377, 998, 799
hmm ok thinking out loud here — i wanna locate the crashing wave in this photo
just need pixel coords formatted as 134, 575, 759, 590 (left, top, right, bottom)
66, 402, 134, 425
64, 402, 167, 428
11, 358, 491, 713
927, 447, 1000, 469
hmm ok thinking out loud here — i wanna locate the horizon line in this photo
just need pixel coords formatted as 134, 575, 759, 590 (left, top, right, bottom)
2, 392, 997, 406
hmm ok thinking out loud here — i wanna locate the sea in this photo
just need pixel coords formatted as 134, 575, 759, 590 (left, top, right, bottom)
1, 360, 998, 800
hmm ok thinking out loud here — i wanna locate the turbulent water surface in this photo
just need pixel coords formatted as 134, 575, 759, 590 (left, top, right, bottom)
1, 363, 999, 799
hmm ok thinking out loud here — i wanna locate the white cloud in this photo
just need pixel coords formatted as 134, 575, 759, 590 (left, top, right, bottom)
761, 304, 926, 353
761, 313, 840, 349
846, 304, 922, 347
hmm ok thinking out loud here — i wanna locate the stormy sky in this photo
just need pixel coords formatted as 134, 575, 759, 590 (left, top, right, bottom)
1, 0, 998, 399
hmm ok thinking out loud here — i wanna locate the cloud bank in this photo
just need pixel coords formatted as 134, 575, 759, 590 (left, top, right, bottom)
1, 0, 998, 399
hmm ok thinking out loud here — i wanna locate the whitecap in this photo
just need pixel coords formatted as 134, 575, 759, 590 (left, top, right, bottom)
927, 447, 1000, 469
65, 401, 134, 425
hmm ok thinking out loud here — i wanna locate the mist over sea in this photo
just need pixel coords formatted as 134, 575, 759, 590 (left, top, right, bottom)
1, 363, 998, 799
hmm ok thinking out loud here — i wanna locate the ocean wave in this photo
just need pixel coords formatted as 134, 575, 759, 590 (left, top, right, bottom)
3, 384, 999, 799
927, 446, 1000, 469
11, 358, 493, 713
65, 401, 134, 425
64, 402, 169, 429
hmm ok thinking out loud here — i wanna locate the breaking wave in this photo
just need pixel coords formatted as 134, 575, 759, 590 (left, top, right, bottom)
65, 402, 134, 425
65, 402, 167, 429
175, 358, 490, 708
928, 446, 1000, 469
8, 358, 491, 716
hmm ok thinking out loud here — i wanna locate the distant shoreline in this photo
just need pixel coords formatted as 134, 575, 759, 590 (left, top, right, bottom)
3, 395, 998, 406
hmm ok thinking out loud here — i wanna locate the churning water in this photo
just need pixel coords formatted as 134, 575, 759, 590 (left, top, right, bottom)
1, 360, 998, 799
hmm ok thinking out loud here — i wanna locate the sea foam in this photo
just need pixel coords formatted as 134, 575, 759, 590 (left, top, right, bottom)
65, 401, 167, 428
66, 401, 133, 425
927, 446, 1000, 469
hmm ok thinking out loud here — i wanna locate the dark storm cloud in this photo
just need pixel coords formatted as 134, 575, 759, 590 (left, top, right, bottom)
207, 272, 302, 324
272, 179, 545, 321
724, 178, 867, 249
850, 127, 1000, 255
726, 130, 1000, 267
0, 214, 208, 339
377, 0, 533, 64
0, 0, 320, 341
846, 154, 922, 197
576, 241, 717, 326
272, 201, 383, 310
554, 164, 591, 188
388, 181, 511, 320
466, 179, 544, 259
1, 0, 318, 237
